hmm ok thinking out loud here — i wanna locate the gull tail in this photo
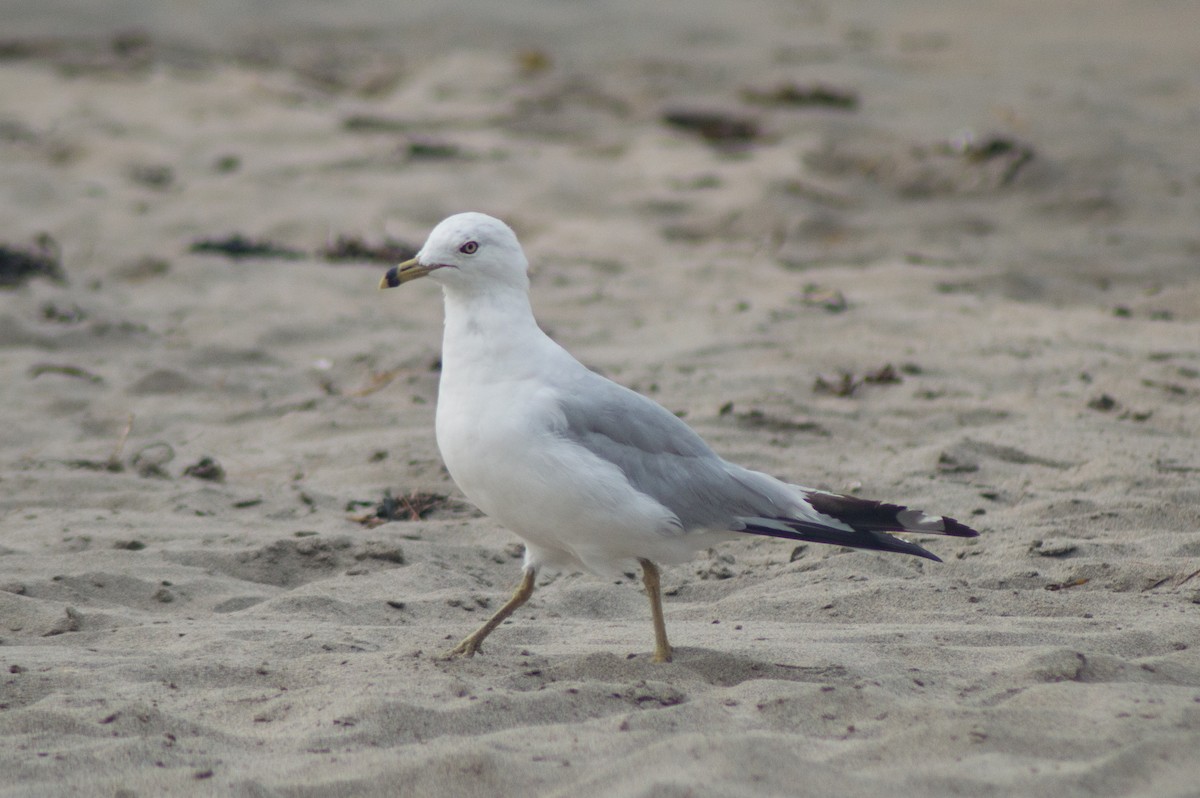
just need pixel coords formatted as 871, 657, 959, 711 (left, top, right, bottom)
739, 490, 979, 562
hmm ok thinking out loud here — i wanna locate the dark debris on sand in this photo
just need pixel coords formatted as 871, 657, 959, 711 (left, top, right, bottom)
662, 109, 760, 147
741, 82, 859, 110
718, 402, 829, 436
0, 234, 65, 288
189, 233, 419, 265
189, 235, 303, 261
350, 489, 449, 528
319, 235, 418, 265
814, 364, 906, 397
183, 456, 226, 482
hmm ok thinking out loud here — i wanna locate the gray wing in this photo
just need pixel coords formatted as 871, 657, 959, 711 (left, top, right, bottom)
552, 368, 979, 562
554, 370, 797, 531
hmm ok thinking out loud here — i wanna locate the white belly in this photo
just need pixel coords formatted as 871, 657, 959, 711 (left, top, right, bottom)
434, 375, 693, 574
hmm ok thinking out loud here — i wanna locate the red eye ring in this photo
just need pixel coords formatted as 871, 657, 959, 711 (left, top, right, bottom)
459, 241, 479, 254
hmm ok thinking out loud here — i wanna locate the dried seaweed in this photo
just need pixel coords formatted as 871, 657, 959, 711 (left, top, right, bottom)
189, 235, 303, 261
0, 234, 64, 287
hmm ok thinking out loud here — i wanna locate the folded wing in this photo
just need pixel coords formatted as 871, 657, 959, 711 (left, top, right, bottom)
554, 374, 978, 561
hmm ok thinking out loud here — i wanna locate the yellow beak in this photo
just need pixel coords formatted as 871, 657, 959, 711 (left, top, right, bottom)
379, 257, 433, 289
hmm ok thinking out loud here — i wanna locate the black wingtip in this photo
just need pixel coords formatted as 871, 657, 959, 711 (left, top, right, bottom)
738, 489, 978, 561
868, 531, 942, 562
897, 538, 943, 562
741, 522, 945, 562
805, 490, 980, 538
941, 516, 980, 538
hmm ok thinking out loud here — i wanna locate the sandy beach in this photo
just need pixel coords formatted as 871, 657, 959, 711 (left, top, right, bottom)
2, 1, 1199, 795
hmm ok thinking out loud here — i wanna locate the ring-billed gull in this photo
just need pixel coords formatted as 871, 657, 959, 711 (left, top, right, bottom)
380, 212, 978, 662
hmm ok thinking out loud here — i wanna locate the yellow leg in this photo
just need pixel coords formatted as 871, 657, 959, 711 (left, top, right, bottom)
443, 567, 536, 659
639, 559, 673, 663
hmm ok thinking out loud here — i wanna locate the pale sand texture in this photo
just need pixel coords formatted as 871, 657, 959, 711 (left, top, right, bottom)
1, 1, 1199, 796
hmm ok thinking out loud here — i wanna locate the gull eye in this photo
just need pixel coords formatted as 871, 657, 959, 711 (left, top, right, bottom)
459, 241, 479, 255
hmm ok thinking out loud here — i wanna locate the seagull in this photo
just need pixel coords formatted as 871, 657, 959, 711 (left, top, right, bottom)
380, 212, 978, 662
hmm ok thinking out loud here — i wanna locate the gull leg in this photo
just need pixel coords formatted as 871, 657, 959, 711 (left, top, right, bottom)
443, 567, 536, 659
639, 558, 673, 663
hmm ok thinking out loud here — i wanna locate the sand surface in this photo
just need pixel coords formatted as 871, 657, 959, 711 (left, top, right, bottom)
2, 1, 1199, 796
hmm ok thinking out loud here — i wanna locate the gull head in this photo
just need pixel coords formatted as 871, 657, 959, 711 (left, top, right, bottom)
380, 212, 529, 295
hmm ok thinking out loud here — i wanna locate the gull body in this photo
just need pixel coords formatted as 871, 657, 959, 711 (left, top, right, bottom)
381, 212, 978, 661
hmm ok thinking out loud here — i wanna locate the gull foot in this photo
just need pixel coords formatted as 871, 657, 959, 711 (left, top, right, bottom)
439, 636, 483, 660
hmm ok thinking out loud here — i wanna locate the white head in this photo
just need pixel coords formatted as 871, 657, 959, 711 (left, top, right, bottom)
380, 212, 529, 296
